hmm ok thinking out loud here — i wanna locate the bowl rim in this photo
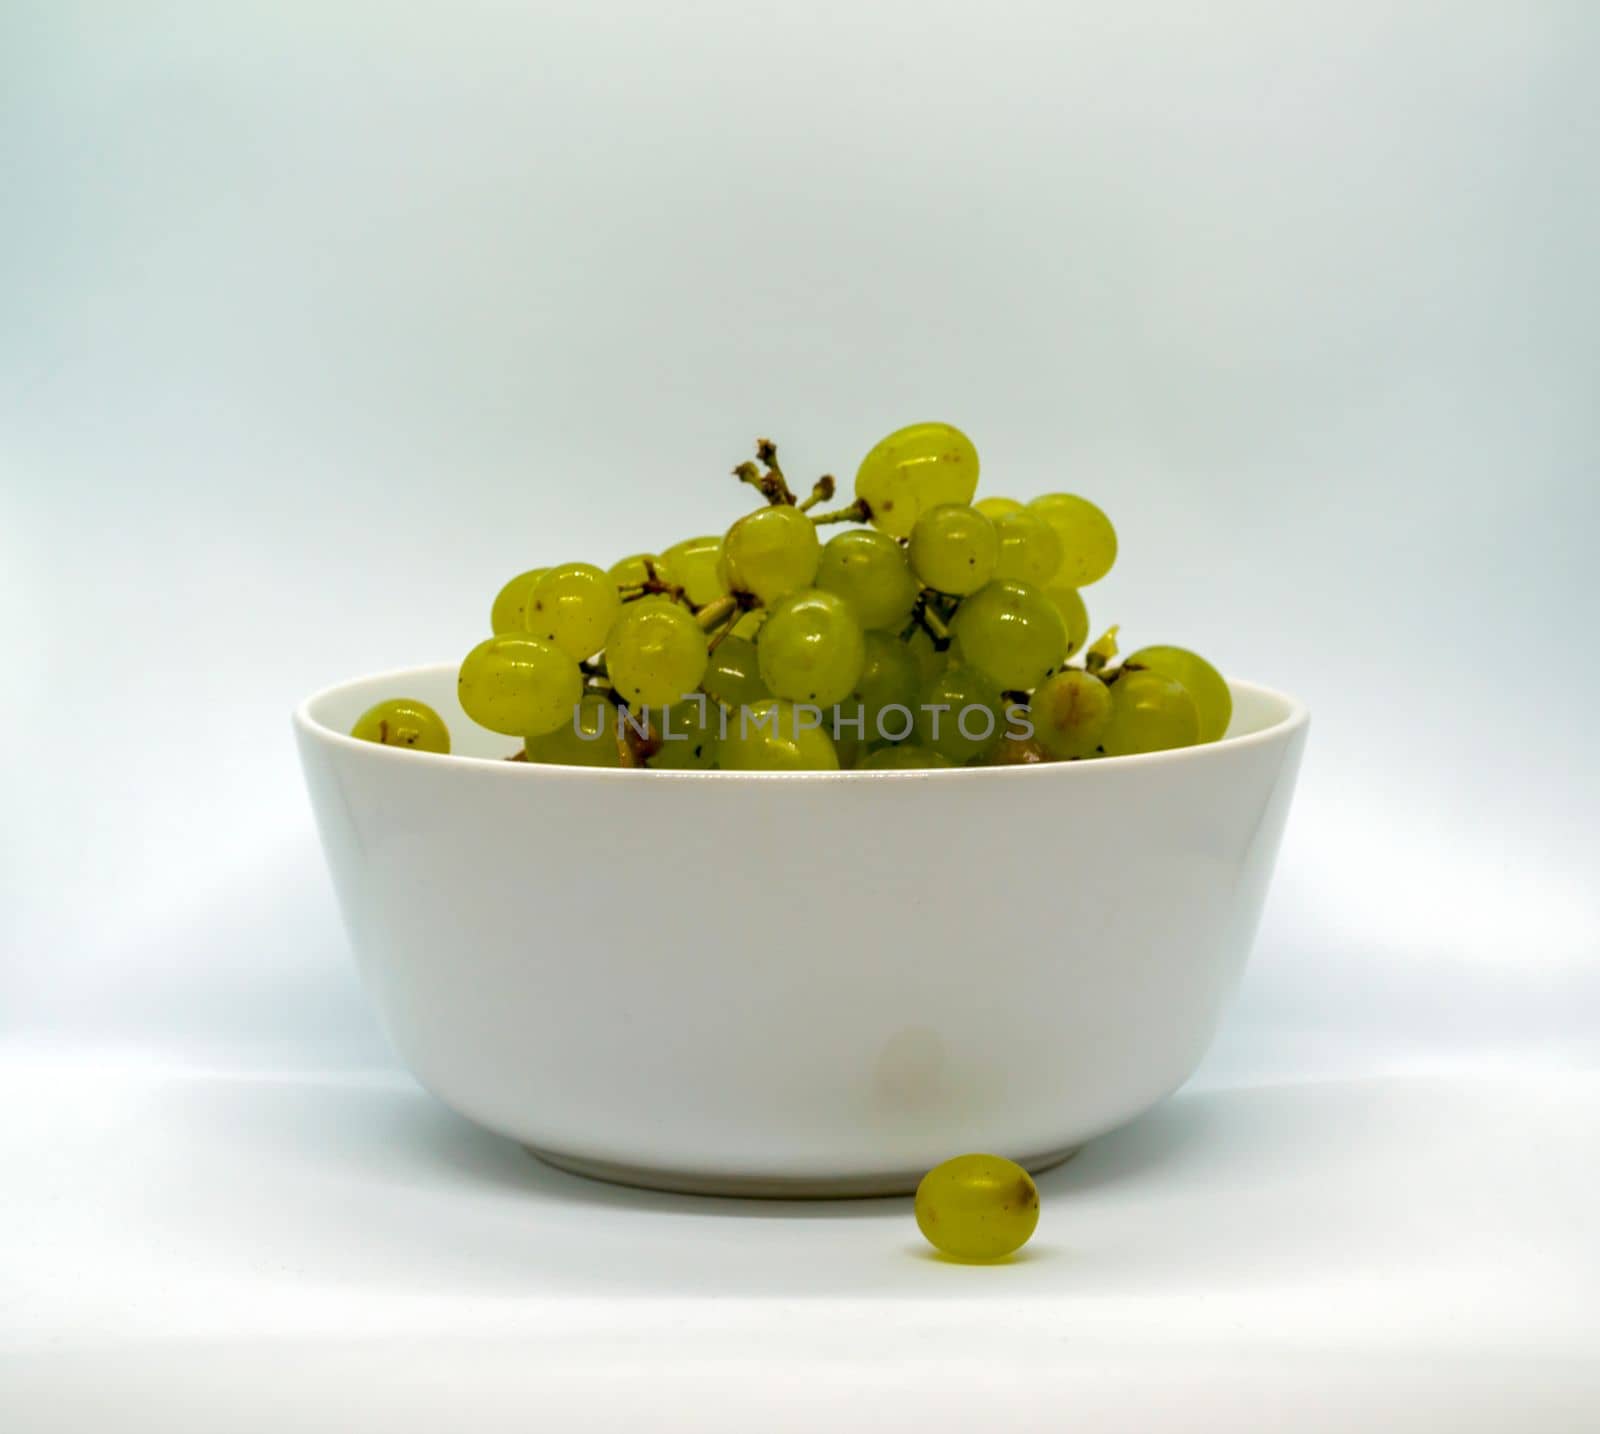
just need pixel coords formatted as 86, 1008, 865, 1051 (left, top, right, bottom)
296, 662, 1308, 781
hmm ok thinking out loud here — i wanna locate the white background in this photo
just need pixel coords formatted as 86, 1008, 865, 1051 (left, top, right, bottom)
3, 2, 1597, 1427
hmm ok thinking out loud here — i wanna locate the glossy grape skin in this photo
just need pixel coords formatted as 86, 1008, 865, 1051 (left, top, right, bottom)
860, 743, 954, 771
1029, 493, 1117, 587
719, 505, 821, 605
1029, 669, 1112, 759
523, 694, 622, 768
854, 422, 980, 539
815, 528, 919, 631
949, 580, 1068, 692
662, 535, 730, 607
607, 553, 668, 590
1101, 670, 1200, 756
992, 509, 1063, 587
718, 699, 839, 771
1125, 645, 1231, 742
1041, 584, 1090, 659
527, 562, 621, 660
645, 696, 720, 770
974, 496, 1023, 521
757, 588, 866, 707
913, 663, 1004, 764
458, 634, 582, 737
908, 504, 999, 596
915, 1154, 1040, 1261
905, 625, 948, 686
489, 568, 547, 635
350, 698, 451, 754
825, 704, 867, 770
851, 630, 922, 739
605, 599, 708, 708
986, 732, 1050, 765
701, 634, 770, 709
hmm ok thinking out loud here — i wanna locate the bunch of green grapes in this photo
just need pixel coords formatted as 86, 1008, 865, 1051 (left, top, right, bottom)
352, 427, 1233, 771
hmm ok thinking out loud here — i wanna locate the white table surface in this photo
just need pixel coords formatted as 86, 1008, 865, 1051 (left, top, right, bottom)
4, 1043, 1596, 1432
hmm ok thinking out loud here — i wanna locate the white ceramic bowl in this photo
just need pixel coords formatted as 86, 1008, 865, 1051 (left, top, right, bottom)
295, 664, 1308, 1196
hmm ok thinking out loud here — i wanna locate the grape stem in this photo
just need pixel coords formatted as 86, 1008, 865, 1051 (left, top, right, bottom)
914, 595, 951, 647
705, 607, 742, 652
694, 594, 742, 632
735, 438, 798, 506
809, 497, 871, 527
797, 474, 836, 512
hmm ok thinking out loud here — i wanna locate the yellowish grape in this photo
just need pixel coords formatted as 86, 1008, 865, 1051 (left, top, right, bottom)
718, 699, 839, 771
854, 422, 979, 539
992, 509, 1063, 587
815, 528, 919, 631
528, 563, 621, 660
701, 634, 770, 709
1101, 670, 1200, 756
1030, 493, 1117, 587
720, 505, 821, 604
662, 535, 730, 607
490, 568, 547, 635
757, 588, 866, 707
524, 694, 622, 768
908, 505, 998, 596
974, 496, 1023, 520
1029, 669, 1111, 759
1041, 584, 1090, 658
605, 599, 708, 708
1124, 645, 1231, 742
350, 698, 451, 753
458, 634, 582, 737
915, 1154, 1039, 1261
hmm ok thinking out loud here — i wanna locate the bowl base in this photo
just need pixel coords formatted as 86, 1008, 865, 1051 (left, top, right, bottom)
525, 1142, 1083, 1199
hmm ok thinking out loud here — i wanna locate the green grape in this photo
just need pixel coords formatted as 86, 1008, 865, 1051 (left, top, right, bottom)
915, 1154, 1040, 1261
905, 625, 948, 686
948, 580, 1067, 692
974, 496, 1023, 521
851, 630, 921, 740
826, 704, 867, 770
489, 568, 547, 635
1029, 493, 1117, 587
718, 698, 839, 771
1041, 584, 1090, 658
1101, 670, 1200, 756
524, 694, 622, 768
1029, 669, 1112, 759
661, 535, 729, 607
350, 698, 451, 754
607, 553, 669, 590
860, 743, 954, 771
458, 634, 582, 737
992, 509, 1063, 587
719, 505, 820, 604
913, 662, 1004, 764
527, 562, 621, 660
854, 421, 980, 539
986, 732, 1050, 765
605, 599, 708, 708
1124, 645, 1232, 742
646, 696, 720, 770
701, 634, 770, 709
757, 588, 866, 707
908, 504, 999, 596
815, 528, 919, 631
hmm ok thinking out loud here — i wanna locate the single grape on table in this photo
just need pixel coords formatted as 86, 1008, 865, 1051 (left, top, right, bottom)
915, 1153, 1040, 1261
349, 427, 1233, 771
